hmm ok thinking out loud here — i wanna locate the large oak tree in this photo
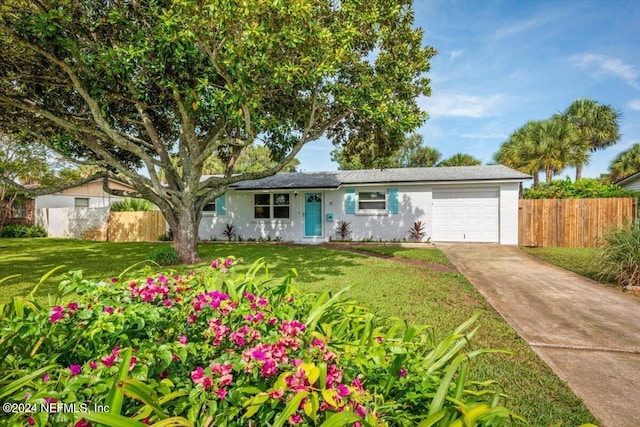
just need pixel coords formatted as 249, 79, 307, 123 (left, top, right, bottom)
0, 0, 435, 262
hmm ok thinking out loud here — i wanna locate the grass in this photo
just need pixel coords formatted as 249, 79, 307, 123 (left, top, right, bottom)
347, 244, 455, 267
0, 238, 597, 426
520, 246, 612, 285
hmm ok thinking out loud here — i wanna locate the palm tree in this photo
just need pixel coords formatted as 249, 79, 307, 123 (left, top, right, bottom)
408, 146, 442, 167
494, 118, 575, 188
563, 98, 621, 180
438, 153, 481, 167
609, 143, 640, 182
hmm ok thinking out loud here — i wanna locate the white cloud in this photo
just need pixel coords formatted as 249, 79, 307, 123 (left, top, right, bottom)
628, 99, 640, 111
570, 53, 640, 89
449, 50, 464, 61
423, 93, 506, 118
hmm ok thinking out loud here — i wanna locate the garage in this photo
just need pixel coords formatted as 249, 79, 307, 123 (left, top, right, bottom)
432, 188, 500, 242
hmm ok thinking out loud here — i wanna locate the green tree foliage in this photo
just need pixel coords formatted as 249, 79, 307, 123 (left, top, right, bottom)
0, 0, 435, 263
437, 152, 481, 167
204, 145, 300, 174
331, 133, 442, 169
494, 117, 578, 188
609, 143, 640, 182
563, 98, 621, 180
523, 177, 639, 199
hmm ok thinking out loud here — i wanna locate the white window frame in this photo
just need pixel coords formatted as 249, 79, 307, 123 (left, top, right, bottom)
356, 191, 388, 214
254, 193, 290, 219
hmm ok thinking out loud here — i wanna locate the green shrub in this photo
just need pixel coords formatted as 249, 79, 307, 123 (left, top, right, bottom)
148, 246, 179, 265
0, 224, 47, 238
0, 258, 525, 426
599, 222, 640, 289
110, 198, 156, 211
524, 177, 640, 199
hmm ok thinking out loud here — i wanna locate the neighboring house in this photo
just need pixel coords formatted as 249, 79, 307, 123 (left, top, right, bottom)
615, 171, 640, 192
2, 197, 35, 225
35, 178, 136, 239
35, 178, 135, 209
199, 165, 530, 245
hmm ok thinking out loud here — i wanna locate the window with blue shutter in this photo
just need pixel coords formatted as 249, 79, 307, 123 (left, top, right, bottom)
388, 188, 399, 214
344, 188, 356, 214
216, 193, 226, 215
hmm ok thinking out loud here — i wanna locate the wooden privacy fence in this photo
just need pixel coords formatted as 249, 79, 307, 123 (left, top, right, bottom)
108, 211, 166, 242
519, 198, 637, 248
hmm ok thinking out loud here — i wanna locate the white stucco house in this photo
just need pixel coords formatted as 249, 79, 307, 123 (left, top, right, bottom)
35, 178, 133, 209
616, 171, 640, 192
199, 165, 531, 245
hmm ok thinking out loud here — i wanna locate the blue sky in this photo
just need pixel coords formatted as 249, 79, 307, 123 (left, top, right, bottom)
296, 0, 640, 178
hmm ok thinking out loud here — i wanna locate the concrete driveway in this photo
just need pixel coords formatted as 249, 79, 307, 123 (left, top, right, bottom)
438, 243, 640, 427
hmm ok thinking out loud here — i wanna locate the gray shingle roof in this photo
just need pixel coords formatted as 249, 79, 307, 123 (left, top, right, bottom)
230, 165, 530, 190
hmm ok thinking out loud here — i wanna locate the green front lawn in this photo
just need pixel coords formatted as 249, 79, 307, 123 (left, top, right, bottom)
346, 244, 455, 267
521, 246, 613, 285
0, 238, 597, 426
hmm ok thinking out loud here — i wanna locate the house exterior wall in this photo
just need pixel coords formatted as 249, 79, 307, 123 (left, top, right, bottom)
498, 182, 520, 245
36, 207, 110, 238
197, 181, 522, 244
619, 174, 640, 192
35, 180, 132, 209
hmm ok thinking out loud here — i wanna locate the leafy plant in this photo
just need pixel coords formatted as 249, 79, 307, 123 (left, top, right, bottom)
110, 198, 156, 212
222, 223, 236, 242
334, 220, 352, 241
599, 221, 640, 289
0, 258, 525, 426
148, 246, 179, 266
408, 220, 427, 242
524, 177, 640, 199
0, 224, 47, 238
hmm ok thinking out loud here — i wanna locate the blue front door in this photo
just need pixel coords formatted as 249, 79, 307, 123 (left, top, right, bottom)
304, 193, 322, 236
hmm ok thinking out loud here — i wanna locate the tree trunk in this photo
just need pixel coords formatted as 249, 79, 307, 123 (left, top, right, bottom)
545, 168, 553, 182
533, 173, 540, 189
575, 164, 583, 181
165, 204, 202, 264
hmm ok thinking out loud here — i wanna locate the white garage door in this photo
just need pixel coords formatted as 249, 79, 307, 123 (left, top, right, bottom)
432, 188, 499, 242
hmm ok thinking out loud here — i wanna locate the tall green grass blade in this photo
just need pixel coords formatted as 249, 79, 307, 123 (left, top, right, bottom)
272, 391, 309, 427
81, 412, 148, 427
106, 347, 132, 416
0, 365, 57, 399
27, 265, 67, 299
318, 411, 363, 427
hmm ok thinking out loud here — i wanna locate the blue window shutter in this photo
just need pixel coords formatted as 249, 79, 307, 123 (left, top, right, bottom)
216, 194, 226, 215
345, 188, 356, 214
388, 188, 399, 214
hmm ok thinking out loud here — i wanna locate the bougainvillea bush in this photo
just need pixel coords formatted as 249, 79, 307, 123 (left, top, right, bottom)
0, 258, 525, 426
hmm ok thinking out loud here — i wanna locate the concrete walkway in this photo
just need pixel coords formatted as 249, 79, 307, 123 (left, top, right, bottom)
438, 243, 640, 427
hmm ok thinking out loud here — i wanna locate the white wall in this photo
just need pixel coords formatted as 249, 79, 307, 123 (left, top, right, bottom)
36, 207, 110, 238
36, 194, 123, 209
621, 175, 640, 192
198, 186, 432, 242
499, 182, 521, 245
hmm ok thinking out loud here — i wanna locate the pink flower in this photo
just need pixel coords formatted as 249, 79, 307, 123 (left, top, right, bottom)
258, 297, 268, 307
354, 403, 366, 418
74, 419, 91, 427
129, 356, 137, 371
163, 299, 173, 307
216, 388, 227, 400
103, 306, 114, 314
42, 373, 50, 382
211, 259, 220, 269
251, 349, 267, 361
111, 277, 118, 284
269, 389, 284, 400
260, 360, 278, 377
202, 377, 214, 390
191, 366, 205, 384
376, 336, 384, 343
289, 414, 303, 425
89, 361, 97, 369
112, 346, 121, 357
67, 302, 78, 312
69, 365, 82, 376
218, 373, 233, 387
102, 354, 116, 367
160, 370, 169, 379
178, 335, 187, 344
50, 306, 65, 323
399, 368, 407, 378
224, 257, 233, 267
337, 384, 350, 396
27, 416, 35, 426
188, 314, 197, 324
